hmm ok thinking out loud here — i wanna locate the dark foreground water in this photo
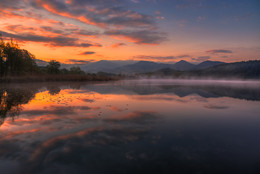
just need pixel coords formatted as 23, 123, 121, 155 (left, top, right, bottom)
0, 79, 260, 174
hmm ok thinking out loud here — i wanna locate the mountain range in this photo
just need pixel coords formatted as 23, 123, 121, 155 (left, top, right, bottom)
36, 59, 225, 74
148, 60, 260, 79
87, 60, 226, 74
36, 59, 260, 79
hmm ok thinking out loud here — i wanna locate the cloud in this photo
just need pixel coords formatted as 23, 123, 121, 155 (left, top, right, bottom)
0, 0, 22, 8
197, 16, 206, 22
22, 106, 76, 116
8, 109, 158, 174
131, 0, 140, 3
133, 55, 176, 61
4, 25, 36, 33
109, 106, 124, 112
191, 56, 210, 62
0, 30, 101, 48
156, 16, 165, 20
104, 12, 154, 28
204, 104, 229, 110
22, 105, 93, 118
76, 30, 100, 36
40, 26, 64, 35
206, 49, 233, 54
221, 56, 229, 58
105, 30, 166, 44
131, 95, 188, 103
111, 43, 126, 48
81, 98, 95, 103
155, 10, 165, 20
33, 0, 155, 29
178, 19, 188, 27
0, 0, 166, 49
4, 23, 100, 38
177, 54, 191, 58
105, 111, 157, 123
79, 51, 96, 55
66, 59, 93, 64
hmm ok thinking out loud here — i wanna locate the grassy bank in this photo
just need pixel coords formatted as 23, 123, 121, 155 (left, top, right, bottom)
0, 74, 122, 83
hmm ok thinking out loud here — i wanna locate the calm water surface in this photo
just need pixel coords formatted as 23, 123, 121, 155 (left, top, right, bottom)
0, 80, 260, 174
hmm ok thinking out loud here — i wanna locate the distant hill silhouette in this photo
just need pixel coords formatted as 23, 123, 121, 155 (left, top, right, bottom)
194, 60, 260, 79
66, 60, 226, 74
35, 59, 260, 79
171, 60, 196, 70
195, 61, 225, 70
147, 60, 260, 79
82, 60, 121, 73
114, 61, 171, 74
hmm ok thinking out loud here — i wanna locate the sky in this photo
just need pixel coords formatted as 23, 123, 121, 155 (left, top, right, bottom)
0, 0, 259, 64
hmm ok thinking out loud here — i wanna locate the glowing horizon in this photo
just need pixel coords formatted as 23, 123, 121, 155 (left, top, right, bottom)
0, 0, 259, 64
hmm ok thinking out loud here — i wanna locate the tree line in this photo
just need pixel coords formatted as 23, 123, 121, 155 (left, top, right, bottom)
0, 35, 85, 77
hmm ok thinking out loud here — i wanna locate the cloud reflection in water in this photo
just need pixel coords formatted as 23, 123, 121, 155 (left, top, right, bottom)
0, 80, 260, 174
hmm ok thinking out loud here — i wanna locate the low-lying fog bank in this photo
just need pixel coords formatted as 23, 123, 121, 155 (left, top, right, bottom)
122, 78, 260, 88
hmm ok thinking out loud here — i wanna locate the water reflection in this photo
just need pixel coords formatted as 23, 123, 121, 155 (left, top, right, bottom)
0, 80, 260, 174
47, 86, 61, 95
0, 86, 37, 126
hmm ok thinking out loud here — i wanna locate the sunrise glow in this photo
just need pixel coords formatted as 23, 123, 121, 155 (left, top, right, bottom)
1, 0, 259, 64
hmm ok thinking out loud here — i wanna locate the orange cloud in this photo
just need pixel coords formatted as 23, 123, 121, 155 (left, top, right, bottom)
37, 1, 105, 27
109, 106, 123, 112
0, 10, 43, 23
30, 126, 104, 160
111, 43, 126, 48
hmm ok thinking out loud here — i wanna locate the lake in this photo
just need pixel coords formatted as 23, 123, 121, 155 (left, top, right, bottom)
0, 79, 260, 174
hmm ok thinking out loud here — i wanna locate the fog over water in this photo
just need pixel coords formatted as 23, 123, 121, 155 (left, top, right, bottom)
130, 78, 260, 87
0, 80, 259, 174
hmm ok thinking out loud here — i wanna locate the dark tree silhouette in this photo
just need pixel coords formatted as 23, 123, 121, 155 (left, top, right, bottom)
46, 60, 61, 74
0, 35, 38, 76
69, 66, 85, 74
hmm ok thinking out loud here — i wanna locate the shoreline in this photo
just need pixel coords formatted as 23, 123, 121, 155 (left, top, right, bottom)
0, 74, 121, 83
1, 75, 259, 86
